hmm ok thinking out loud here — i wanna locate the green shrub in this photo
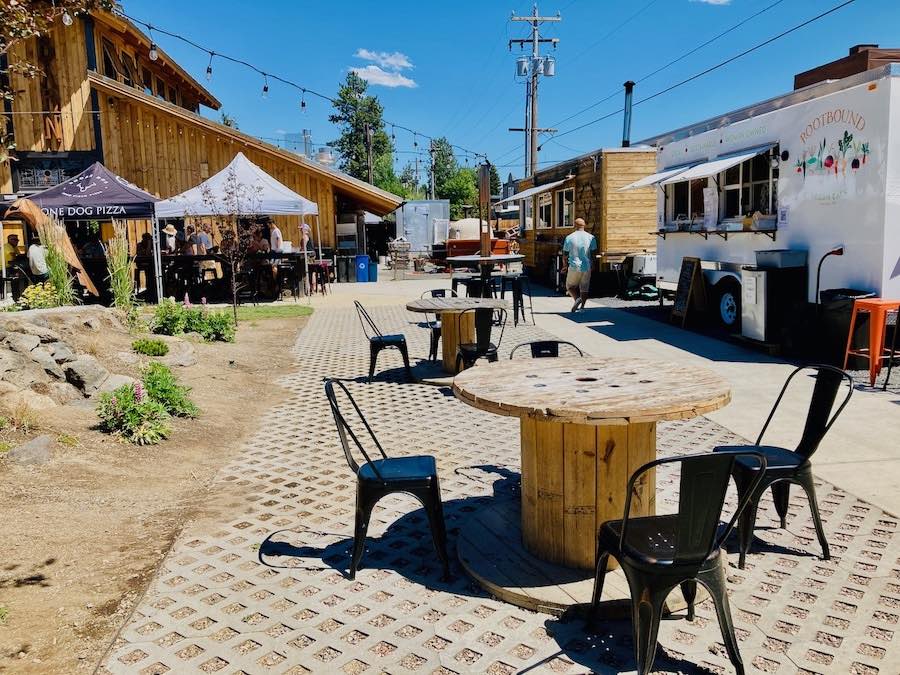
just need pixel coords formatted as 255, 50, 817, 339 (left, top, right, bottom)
142, 362, 199, 417
150, 299, 186, 335
96, 383, 171, 445
132, 337, 170, 356
199, 311, 236, 343
18, 281, 60, 309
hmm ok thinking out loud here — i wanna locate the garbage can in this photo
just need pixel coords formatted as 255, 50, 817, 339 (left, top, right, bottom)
336, 256, 352, 283
355, 255, 370, 283
367, 260, 378, 282
818, 288, 875, 368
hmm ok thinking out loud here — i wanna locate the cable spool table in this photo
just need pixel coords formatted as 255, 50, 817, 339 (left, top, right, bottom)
406, 296, 508, 374
453, 357, 731, 572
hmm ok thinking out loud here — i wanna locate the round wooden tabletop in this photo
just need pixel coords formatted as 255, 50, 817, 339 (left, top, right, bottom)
453, 357, 731, 424
406, 297, 509, 313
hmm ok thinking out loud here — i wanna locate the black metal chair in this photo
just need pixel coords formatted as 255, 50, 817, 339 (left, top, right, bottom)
498, 272, 535, 326
590, 451, 767, 675
355, 300, 414, 383
509, 339, 584, 359
420, 288, 457, 361
713, 364, 853, 569
884, 310, 898, 390
324, 379, 450, 581
455, 307, 507, 372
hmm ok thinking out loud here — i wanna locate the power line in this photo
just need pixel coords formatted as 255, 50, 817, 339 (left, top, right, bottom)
117, 11, 488, 162
567, 0, 661, 66
546, 0, 856, 145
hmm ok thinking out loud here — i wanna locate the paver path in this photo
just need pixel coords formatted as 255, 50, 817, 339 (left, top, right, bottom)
100, 305, 900, 674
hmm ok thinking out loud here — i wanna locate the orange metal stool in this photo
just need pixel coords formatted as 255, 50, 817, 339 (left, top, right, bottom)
843, 298, 900, 386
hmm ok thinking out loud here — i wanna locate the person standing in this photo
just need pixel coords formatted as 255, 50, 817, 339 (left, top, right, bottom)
269, 221, 283, 253
561, 217, 597, 312
3, 234, 19, 266
28, 234, 49, 281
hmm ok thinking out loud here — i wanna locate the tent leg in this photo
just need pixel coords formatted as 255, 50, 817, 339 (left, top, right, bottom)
151, 216, 164, 303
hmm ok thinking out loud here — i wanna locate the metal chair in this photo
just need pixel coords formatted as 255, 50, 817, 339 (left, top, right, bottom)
498, 272, 535, 326
420, 288, 457, 361
884, 310, 898, 390
590, 451, 767, 675
509, 339, 584, 359
455, 307, 507, 372
355, 300, 413, 383
713, 364, 853, 568
324, 379, 450, 581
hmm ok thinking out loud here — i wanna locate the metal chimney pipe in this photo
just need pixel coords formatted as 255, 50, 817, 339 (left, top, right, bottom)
622, 81, 635, 148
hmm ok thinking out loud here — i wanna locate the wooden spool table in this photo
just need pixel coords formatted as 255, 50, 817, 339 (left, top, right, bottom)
406, 297, 508, 374
453, 357, 731, 571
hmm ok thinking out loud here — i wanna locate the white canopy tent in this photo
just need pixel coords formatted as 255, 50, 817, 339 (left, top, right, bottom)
153, 152, 321, 300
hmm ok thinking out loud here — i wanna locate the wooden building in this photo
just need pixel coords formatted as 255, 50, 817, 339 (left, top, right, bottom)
511, 148, 658, 283
1, 11, 401, 250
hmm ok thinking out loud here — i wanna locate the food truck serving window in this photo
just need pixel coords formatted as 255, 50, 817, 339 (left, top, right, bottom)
722, 145, 779, 218
670, 180, 705, 222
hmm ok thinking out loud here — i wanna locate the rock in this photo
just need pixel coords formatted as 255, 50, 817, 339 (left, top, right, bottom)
1, 355, 49, 389
6, 435, 53, 465
18, 323, 61, 343
28, 348, 65, 379
1, 389, 56, 411
5, 332, 40, 353
115, 351, 141, 365
83, 318, 100, 331
48, 382, 83, 405
0, 349, 21, 374
96, 374, 136, 395
48, 342, 77, 364
64, 356, 110, 396
0, 381, 17, 396
161, 341, 197, 368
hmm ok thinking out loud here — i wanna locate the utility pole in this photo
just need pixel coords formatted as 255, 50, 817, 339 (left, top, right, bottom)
365, 124, 374, 184
509, 4, 560, 176
429, 141, 436, 200
414, 154, 420, 196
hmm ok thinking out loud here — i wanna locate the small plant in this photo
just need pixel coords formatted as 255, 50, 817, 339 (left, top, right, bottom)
18, 281, 60, 309
36, 216, 77, 306
151, 299, 186, 336
0, 605, 8, 624
105, 220, 136, 316
10, 402, 40, 433
132, 338, 169, 357
0, 442, 11, 453
96, 382, 171, 445
0, 416, 8, 431
56, 433, 79, 447
199, 311, 236, 342
142, 362, 199, 417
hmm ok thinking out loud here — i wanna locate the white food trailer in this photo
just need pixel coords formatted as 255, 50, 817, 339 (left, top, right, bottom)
623, 63, 900, 329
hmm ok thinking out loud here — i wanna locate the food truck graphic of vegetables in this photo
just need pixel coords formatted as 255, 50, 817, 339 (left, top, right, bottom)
796, 130, 870, 178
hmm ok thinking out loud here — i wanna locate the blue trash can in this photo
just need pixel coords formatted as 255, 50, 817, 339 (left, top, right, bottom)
355, 255, 369, 283
368, 260, 378, 282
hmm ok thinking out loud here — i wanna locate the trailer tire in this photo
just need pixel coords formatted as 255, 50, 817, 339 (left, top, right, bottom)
714, 278, 742, 330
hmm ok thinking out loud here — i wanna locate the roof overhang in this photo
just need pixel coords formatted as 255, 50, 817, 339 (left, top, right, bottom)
618, 164, 697, 191
496, 177, 569, 205
659, 144, 775, 185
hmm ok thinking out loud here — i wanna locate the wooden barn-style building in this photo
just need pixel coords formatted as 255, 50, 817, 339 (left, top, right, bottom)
509, 147, 658, 288
1, 10, 401, 250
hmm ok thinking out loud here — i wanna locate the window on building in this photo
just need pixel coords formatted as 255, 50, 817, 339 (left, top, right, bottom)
119, 52, 136, 88
556, 187, 574, 228
168, 86, 178, 105
155, 77, 166, 101
101, 39, 119, 80
520, 198, 532, 231
721, 145, 779, 219
141, 67, 153, 96
668, 179, 706, 222
537, 192, 552, 228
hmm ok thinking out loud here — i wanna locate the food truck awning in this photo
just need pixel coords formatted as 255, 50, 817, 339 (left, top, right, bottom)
496, 178, 569, 205
660, 144, 775, 185
618, 164, 697, 191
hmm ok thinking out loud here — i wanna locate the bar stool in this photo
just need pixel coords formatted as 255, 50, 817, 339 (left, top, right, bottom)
883, 309, 898, 390
843, 297, 900, 386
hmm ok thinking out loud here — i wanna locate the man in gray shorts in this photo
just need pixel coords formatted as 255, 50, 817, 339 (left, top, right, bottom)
561, 217, 597, 312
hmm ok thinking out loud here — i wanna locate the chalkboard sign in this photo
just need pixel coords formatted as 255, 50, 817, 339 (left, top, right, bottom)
671, 256, 706, 326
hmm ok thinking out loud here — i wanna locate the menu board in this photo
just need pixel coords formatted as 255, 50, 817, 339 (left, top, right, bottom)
671, 256, 706, 327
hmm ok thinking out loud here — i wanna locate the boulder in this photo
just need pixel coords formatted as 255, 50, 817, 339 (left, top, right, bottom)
5, 332, 40, 353
6, 435, 53, 465
17, 323, 61, 343
29, 348, 66, 380
0, 349, 22, 375
1, 356, 49, 389
115, 350, 141, 365
48, 342, 77, 364
64, 356, 110, 396
48, 382, 83, 405
83, 318, 100, 331
96, 374, 136, 395
1, 389, 56, 411
161, 341, 197, 368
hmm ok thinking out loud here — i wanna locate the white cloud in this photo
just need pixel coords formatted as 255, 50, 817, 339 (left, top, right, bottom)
355, 48, 413, 71
350, 65, 417, 88
691, 0, 731, 4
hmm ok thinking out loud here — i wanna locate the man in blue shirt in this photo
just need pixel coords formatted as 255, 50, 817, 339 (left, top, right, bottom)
561, 217, 597, 312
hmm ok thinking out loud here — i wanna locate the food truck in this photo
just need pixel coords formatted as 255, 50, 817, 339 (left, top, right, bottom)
623, 48, 900, 331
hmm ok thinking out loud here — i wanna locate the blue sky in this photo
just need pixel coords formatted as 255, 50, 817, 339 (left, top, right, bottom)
123, 0, 900, 179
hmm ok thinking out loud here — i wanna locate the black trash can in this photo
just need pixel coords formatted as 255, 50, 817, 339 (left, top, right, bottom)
336, 256, 353, 283
818, 288, 876, 368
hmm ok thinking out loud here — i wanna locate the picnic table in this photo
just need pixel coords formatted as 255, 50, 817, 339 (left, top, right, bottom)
453, 356, 731, 570
406, 296, 508, 374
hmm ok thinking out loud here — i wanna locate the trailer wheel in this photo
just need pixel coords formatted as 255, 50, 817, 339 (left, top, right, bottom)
714, 279, 741, 330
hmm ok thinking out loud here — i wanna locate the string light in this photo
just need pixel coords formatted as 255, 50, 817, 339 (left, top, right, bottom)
62, 10, 74, 26
205, 52, 214, 81
147, 26, 159, 61
300, 89, 306, 111
261, 74, 269, 98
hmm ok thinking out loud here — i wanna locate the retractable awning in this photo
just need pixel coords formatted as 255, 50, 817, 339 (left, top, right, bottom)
496, 177, 568, 205
618, 164, 697, 191
660, 144, 775, 185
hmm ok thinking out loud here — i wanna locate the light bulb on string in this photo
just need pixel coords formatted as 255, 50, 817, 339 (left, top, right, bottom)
300, 89, 306, 111
261, 75, 269, 98
413, 133, 417, 149
205, 52, 214, 81
62, 10, 74, 26
149, 43, 159, 61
